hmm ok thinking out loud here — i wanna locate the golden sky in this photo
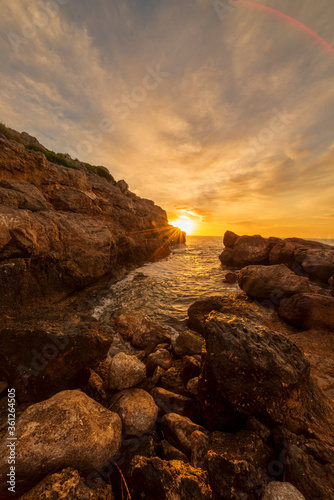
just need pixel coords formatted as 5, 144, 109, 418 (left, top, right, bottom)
1, 0, 334, 238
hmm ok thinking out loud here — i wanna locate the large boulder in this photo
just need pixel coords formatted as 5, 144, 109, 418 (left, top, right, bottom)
109, 388, 158, 436
269, 237, 332, 267
223, 230, 239, 248
109, 352, 146, 390
293, 247, 334, 283
19, 467, 114, 499
232, 235, 277, 267
198, 312, 334, 440
187, 293, 286, 335
0, 306, 113, 403
279, 293, 334, 330
238, 264, 310, 301
129, 456, 212, 500
113, 314, 171, 349
207, 430, 269, 500
0, 390, 122, 499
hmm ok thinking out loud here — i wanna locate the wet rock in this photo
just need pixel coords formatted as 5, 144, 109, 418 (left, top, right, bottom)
109, 352, 146, 390
207, 430, 268, 500
238, 264, 310, 301
172, 329, 203, 357
223, 230, 239, 248
186, 377, 199, 396
188, 293, 280, 335
160, 362, 188, 395
159, 440, 188, 462
181, 355, 201, 384
223, 271, 238, 283
190, 430, 209, 469
0, 390, 122, 499
199, 312, 334, 438
19, 467, 114, 499
262, 481, 306, 500
273, 427, 334, 500
145, 349, 172, 376
0, 306, 113, 403
109, 388, 158, 436
114, 314, 171, 349
161, 413, 207, 456
129, 456, 212, 500
279, 293, 334, 330
151, 387, 200, 422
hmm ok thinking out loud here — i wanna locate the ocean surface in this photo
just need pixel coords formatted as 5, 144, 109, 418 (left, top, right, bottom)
93, 235, 334, 332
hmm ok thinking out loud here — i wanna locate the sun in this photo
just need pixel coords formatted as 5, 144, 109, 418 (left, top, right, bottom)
171, 218, 196, 235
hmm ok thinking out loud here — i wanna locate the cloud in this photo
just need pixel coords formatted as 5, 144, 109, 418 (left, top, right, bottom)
0, 0, 334, 237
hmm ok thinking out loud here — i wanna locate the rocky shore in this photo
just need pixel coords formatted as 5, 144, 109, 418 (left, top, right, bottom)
0, 129, 333, 499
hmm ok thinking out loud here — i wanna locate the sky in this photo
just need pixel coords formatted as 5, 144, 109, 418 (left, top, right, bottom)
1, 0, 334, 238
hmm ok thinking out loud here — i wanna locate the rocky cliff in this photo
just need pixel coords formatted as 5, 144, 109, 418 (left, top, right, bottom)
0, 127, 184, 315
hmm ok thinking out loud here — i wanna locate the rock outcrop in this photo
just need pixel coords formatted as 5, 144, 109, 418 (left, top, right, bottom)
198, 312, 334, 441
219, 230, 334, 285
0, 133, 184, 316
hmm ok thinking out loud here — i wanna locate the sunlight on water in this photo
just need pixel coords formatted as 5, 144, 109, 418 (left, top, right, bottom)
93, 236, 239, 329
93, 236, 334, 330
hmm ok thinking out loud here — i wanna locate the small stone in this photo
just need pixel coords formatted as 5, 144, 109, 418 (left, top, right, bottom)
145, 349, 173, 375
114, 314, 171, 349
190, 430, 209, 469
186, 377, 199, 396
109, 352, 146, 390
151, 387, 200, 422
181, 355, 200, 384
223, 272, 238, 283
172, 330, 203, 357
161, 413, 207, 456
262, 481, 306, 500
159, 440, 188, 462
109, 388, 158, 436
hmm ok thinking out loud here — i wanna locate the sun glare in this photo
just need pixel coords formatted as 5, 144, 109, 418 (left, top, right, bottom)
172, 218, 196, 235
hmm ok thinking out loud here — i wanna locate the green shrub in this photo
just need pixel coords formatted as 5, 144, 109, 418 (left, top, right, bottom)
0, 122, 23, 143
25, 144, 78, 169
83, 162, 116, 183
